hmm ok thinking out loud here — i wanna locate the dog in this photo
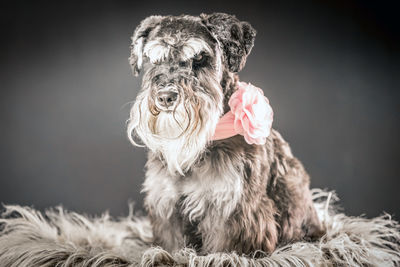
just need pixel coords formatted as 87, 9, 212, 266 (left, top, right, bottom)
127, 13, 324, 255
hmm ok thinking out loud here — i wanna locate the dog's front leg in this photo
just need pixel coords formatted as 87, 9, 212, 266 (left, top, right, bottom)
143, 157, 185, 252
149, 210, 185, 253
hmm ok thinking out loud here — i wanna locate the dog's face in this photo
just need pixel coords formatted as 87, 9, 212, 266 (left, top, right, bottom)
127, 13, 256, 175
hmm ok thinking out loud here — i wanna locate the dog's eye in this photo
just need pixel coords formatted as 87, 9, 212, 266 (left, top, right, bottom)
152, 74, 163, 84
193, 53, 203, 61
192, 53, 207, 69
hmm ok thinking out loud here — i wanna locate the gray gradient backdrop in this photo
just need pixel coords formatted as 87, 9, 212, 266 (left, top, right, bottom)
1, 0, 399, 218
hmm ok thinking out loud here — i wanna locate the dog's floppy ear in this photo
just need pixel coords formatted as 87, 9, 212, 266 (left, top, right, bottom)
200, 13, 256, 73
129, 15, 164, 76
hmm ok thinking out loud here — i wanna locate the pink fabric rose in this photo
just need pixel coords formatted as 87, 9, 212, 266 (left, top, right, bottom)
212, 81, 273, 145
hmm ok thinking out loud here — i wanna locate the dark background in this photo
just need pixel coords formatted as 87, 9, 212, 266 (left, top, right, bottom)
1, 0, 399, 218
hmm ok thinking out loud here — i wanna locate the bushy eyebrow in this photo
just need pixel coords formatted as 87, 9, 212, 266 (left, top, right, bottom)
180, 38, 212, 61
143, 37, 213, 64
143, 40, 170, 64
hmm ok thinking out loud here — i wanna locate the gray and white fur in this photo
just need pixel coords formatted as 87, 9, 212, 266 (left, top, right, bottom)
1, 190, 400, 266
0, 13, 399, 267
127, 13, 325, 255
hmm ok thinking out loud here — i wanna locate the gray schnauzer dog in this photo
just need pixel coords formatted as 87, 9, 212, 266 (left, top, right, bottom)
127, 13, 324, 255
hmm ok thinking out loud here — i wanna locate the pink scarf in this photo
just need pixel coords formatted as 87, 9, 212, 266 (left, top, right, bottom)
211, 81, 274, 145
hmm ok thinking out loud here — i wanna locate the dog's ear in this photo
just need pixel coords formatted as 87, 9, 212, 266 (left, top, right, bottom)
200, 13, 256, 73
129, 15, 164, 76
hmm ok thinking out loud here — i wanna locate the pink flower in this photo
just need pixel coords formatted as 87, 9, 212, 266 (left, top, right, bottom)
212, 81, 274, 145
230, 81, 273, 144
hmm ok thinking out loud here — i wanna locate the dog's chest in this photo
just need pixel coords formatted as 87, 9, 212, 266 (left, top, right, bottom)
178, 163, 243, 221
143, 158, 243, 223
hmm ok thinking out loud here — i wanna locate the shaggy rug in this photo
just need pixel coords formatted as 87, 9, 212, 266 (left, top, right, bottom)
0, 189, 399, 267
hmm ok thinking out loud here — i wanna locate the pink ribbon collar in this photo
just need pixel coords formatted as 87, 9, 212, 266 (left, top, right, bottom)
211, 81, 274, 145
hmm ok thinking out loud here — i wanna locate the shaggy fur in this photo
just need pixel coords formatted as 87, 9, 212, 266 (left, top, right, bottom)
127, 13, 324, 255
0, 189, 399, 266
2, 13, 398, 267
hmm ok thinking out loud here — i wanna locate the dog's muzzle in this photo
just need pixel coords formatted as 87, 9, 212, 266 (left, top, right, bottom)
156, 87, 179, 110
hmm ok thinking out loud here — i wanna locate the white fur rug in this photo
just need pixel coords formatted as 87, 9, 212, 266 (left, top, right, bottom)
0, 189, 399, 267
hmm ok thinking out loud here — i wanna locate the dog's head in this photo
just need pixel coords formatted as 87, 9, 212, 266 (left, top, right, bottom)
127, 13, 256, 175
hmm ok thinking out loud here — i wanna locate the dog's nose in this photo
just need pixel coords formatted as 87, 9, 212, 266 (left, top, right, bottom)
157, 90, 178, 109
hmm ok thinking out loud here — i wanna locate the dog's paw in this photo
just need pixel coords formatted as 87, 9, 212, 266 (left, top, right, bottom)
141, 247, 179, 266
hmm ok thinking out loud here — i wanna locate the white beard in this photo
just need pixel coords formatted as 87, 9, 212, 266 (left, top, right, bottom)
127, 91, 221, 175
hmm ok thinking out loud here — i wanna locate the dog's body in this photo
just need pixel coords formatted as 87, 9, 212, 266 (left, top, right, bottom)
127, 13, 324, 255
